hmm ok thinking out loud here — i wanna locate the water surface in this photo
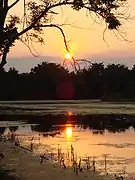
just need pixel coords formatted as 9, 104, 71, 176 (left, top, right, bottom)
1, 101, 135, 178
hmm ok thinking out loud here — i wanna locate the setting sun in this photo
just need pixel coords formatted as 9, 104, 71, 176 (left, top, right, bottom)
65, 52, 72, 60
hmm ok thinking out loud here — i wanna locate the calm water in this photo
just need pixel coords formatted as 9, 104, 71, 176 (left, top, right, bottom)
1, 101, 135, 178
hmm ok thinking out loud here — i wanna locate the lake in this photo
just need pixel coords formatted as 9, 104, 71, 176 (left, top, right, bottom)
1, 100, 135, 179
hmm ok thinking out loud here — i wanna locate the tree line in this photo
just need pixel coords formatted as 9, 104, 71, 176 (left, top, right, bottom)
0, 61, 135, 101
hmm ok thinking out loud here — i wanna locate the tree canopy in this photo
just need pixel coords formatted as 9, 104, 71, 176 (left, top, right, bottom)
0, 61, 135, 101
0, 0, 128, 67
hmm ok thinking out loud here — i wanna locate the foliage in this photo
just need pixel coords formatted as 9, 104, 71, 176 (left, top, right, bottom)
0, 0, 128, 66
0, 61, 135, 100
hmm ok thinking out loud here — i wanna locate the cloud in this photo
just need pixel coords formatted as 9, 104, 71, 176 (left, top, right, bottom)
85, 51, 135, 68
5, 51, 135, 73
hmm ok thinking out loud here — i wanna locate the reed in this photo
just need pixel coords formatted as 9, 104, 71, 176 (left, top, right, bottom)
2, 133, 131, 179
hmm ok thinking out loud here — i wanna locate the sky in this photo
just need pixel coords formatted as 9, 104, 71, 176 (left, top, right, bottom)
5, 0, 135, 72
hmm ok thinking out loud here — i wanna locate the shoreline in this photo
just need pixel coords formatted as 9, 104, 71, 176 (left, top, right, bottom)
1, 101, 135, 116
0, 140, 114, 180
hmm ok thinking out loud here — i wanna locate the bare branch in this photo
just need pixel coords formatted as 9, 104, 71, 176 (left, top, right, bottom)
0, 1, 3, 8
48, 10, 58, 15
4, 0, 8, 9
8, 0, 19, 10
0, 0, 130, 69
39, 24, 69, 52
20, 39, 39, 57
18, 1, 82, 37
37, 23, 81, 71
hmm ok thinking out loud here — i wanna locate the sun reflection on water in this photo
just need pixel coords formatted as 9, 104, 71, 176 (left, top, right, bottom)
65, 125, 72, 139
68, 111, 73, 116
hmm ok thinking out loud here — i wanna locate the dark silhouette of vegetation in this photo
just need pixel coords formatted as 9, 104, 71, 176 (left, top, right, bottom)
0, 61, 135, 101
0, 0, 130, 67
30, 114, 135, 134
0, 169, 18, 180
0, 114, 135, 135
9, 126, 18, 132
25, 114, 135, 134
0, 127, 6, 134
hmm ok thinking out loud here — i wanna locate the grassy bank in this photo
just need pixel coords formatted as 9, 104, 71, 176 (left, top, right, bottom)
0, 140, 113, 180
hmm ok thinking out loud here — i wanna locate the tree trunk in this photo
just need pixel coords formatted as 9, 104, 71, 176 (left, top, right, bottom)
0, 0, 9, 67
0, 47, 8, 67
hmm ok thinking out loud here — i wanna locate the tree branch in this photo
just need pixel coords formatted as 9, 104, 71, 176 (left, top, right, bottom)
8, 0, 19, 9
4, 0, 8, 9
0, 1, 3, 8
38, 24, 79, 72
18, 1, 82, 37
39, 24, 69, 53
17, 0, 92, 71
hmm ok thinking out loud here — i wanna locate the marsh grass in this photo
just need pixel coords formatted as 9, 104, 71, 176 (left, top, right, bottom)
0, 132, 130, 179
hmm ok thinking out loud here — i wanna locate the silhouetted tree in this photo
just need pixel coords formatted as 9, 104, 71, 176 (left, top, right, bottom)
73, 70, 88, 99
0, 67, 8, 100
0, 0, 129, 67
81, 63, 104, 99
30, 62, 69, 99
103, 64, 130, 100
0, 61, 135, 100
7, 68, 19, 100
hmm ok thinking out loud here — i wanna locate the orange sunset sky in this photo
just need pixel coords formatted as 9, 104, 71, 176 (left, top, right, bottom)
5, 0, 135, 72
